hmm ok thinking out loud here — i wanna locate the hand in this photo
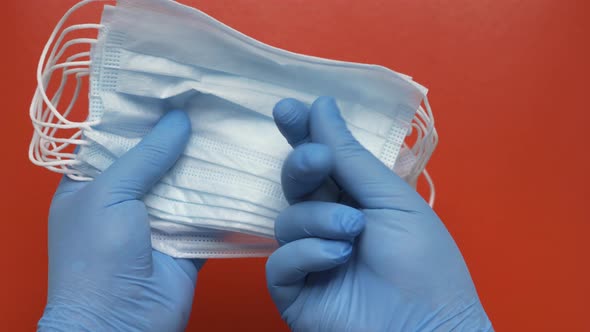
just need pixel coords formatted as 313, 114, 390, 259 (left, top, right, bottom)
38, 110, 204, 332
266, 97, 493, 331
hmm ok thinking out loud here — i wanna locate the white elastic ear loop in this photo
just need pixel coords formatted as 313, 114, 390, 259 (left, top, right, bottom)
39, 25, 98, 121
32, 64, 92, 167
36, 65, 90, 130
419, 97, 438, 171
44, 70, 88, 148
29, 60, 90, 167
33, 52, 93, 163
42, 157, 89, 180
53, 38, 97, 66
39, 52, 90, 126
419, 96, 437, 207
33, 22, 102, 150
423, 168, 435, 207
37, 40, 95, 124
407, 117, 426, 175
34, 0, 107, 127
28, 0, 108, 179
411, 121, 425, 157
404, 95, 437, 207
32, 60, 92, 129
31, 41, 95, 148
412, 105, 436, 170
47, 70, 89, 136
414, 111, 429, 174
42, 68, 89, 128
39, 69, 89, 159
45, 24, 102, 75
32, 67, 90, 165
31, 33, 99, 164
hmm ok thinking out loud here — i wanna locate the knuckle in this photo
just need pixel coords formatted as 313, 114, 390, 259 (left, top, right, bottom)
274, 212, 288, 245
336, 137, 368, 158
289, 145, 331, 179
138, 141, 168, 158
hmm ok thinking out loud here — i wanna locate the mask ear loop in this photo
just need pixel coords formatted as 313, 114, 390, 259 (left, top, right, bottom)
30, 50, 94, 163
30, 60, 92, 168
423, 168, 435, 207
421, 96, 438, 207
33, 36, 97, 129
28, 0, 109, 180
33, 40, 94, 166
36, 26, 97, 127
39, 67, 89, 160
405, 95, 438, 207
33, 59, 93, 130
41, 52, 90, 126
34, 1, 107, 127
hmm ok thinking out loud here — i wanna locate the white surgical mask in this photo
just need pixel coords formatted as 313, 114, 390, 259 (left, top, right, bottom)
149, 217, 278, 258
29, 0, 438, 258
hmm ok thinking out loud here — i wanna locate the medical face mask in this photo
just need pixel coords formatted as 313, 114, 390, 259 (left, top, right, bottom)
29, 0, 438, 258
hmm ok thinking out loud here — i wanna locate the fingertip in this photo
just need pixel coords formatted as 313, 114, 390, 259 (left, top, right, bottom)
273, 98, 300, 123
323, 240, 353, 263
273, 98, 310, 146
275, 202, 364, 244
312, 96, 337, 108
310, 96, 351, 141
339, 209, 366, 236
159, 110, 192, 138
311, 96, 340, 118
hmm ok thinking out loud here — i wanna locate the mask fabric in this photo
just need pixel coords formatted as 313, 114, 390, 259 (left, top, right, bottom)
29, 0, 438, 258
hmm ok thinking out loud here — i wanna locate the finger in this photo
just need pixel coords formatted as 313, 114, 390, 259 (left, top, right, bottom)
281, 143, 333, 204
275, 201, 365, 245
266, 238, 352, 313
273, 98, 310, 147
274, 98, 341, 203
309, 96, 421, 210
173, 258, 206, 284
93, 110, 191, 204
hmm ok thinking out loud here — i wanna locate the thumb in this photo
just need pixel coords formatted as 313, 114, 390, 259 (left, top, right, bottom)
309, 97, 421, 210
92, 110, 191, 204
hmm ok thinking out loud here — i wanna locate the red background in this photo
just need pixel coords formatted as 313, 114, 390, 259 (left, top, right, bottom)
2, 0, 589, 330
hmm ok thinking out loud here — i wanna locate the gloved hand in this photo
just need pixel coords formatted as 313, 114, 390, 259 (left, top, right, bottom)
38, 110, 204, 332
266, 97, 493, 331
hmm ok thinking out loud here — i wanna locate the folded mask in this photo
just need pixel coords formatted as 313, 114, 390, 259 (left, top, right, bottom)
29, 0, 438, 258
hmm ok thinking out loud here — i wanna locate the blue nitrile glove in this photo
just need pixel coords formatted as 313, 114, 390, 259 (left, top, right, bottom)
38, 110, 204, 332
266, 97, 493, 332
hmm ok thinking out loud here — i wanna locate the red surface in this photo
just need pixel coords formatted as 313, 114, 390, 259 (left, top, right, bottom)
1, 0, 589, 330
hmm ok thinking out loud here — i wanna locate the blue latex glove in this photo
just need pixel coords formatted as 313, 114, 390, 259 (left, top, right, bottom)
266, 97, 493, 331
38, 110, 204, 332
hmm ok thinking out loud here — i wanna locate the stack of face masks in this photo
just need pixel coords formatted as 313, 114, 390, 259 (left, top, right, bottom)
29, 0, 438, 258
